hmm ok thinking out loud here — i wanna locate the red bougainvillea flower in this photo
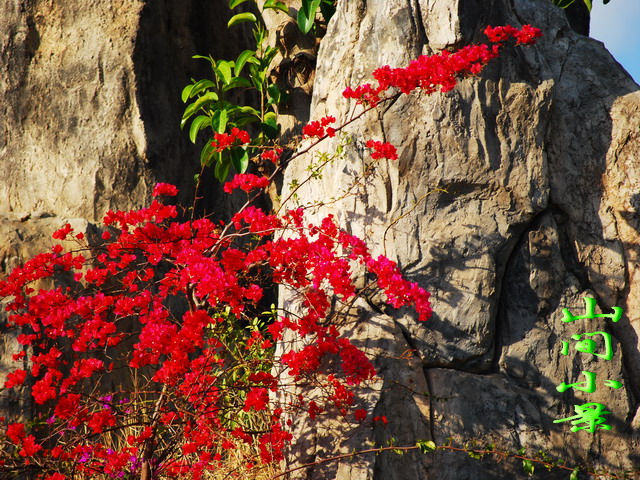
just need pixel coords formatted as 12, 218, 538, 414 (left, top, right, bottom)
261, 148, 283, 164
302, 115, 337, 138
243, 387, 269, 412
44, 473, 67, 480
4, 369, 27, 389
152, 183, 179, 197
343, 24, 542, 106
484, 24, 542, 44
365, 140, 398, 160
52, 223, 73, 240
373, 415, 388, 424
0, 30, 537, 478
211, 127, 251, 151
223, 174, 270, 194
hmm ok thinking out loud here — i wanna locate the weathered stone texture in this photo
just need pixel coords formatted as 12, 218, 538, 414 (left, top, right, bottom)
0, 0, 245, 220
280, 0, 640, 477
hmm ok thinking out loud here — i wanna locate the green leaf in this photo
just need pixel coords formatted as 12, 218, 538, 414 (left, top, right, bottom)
181, 83, 194, 103
229, 0, 251, 8
467, 450, 483, 460
215, 61, 233, 86
253, 26, 266, 47
298, 0, 322, 34
260, 123, 279, 139
228, 12, 257, 28
189, 115, 211, 143
570, 467, 580, 480
263, 45, 280, 65
235, 50, 256, 77
522, 459, 534, 476
181, 92, 219, 127
267, 84, 282, 104
583, 0, 592, 11
192, 54, 216, 68
187, 79, 216, 99
263, 111, 277, 124
215, 157, 231, 182
416, 440, 437, 454
260, 111, 279, 139
319, 0, 336, 22
211, 109, 228, 134
249, 64, 266, 91
263, 0, 289, 13
223, 77, 252, 91
234, 115, 260, 128
237, 106, 261, 118
230, 148, 249, 173
200, 141, 217, 167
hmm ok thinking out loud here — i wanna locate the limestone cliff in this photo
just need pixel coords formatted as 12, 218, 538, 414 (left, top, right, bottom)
280, 0, 640, 478
0, 0, 251, 220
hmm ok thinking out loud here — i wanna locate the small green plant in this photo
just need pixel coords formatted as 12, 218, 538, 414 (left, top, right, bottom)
181, 1, 285, 181
182, 0, 339, 182
297, 0, 337, 34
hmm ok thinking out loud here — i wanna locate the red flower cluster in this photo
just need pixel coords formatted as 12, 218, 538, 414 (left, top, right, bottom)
244, 387, 269, 412
343, 24, 542, 106
223, 173, 270, 194
4, 369, 26, 389
152, 182, 179, 197
211, 127, 251, 151
484, 24, 542, 44
302, 115, 337, 138
261, 147, 283, 164
366, 139, 398, 160
0, 182, 431, 478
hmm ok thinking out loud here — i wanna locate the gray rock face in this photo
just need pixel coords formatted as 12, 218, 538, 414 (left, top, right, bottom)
280, 0, 640, 477
0, 0, 246, 220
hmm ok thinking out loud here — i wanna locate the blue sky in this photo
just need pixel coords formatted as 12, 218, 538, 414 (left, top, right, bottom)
590, 0, 640, 83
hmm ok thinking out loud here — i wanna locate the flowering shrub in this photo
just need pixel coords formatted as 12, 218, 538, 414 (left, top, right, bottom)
0, 24, 540, 479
